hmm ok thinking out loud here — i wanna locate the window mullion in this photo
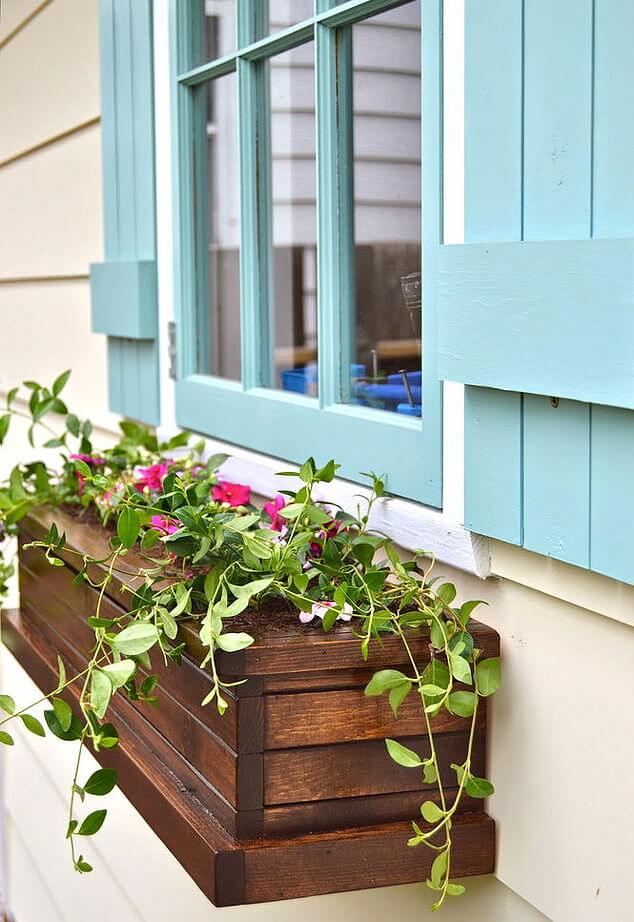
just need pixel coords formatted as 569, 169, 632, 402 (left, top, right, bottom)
237, 2, 273, 390
316, 21, 355, 408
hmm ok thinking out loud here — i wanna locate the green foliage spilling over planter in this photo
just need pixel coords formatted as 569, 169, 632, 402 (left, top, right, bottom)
0, 373, 500, 911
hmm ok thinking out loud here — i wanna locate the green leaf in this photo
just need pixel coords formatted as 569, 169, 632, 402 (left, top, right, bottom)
66, 414, 80, 437
90, 670, 112, 720
77, 809, 107, 836
228, 576, 274, 599
447, 690, 476, 717
389, 682, 412, 717
116, 507, 140, 549
436, 583, 457, 605
476, 657, 501, 697
111, 622, 159, 656
430, 849, 448, 890
52, 369, 71, 396
141, 529, 160, 550
169, 586, 192, 619
0, 731, 14, 746
449, 652, 472, 685
160, 609, 178, 640
457, 599, 487, 627
52, 697, 73, 732
0, 415, 10, 445
0, 694, 16, 715
446, 883, 466, 897
421, 801, 444, 823
216, 632, 254, 653
20, 714, 45, 737
44, 709, 83, 741
385, 738, 422, 768
96, 723, 119, 749
423, 761, 438, 784
206, 452, 229, 473
73, 459, 91, 478
75, 856, 93, 874
465, 774, 495, 798
364, 669, 411, 697
101, 659, 136, 689
66, 820, 78, 839
84, 768, 117, 796
449, 630, 474, 661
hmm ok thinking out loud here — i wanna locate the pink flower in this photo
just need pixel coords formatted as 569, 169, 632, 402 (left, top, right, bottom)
309, 517, 343, 557
211, 481, 251, 507
300, 601, 353, 625
263, 495, 287, 532
70, 453, 105, 466
150, 515, 180, 536
135, 461, 171, 493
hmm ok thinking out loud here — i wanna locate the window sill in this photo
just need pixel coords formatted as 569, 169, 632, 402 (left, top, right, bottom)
11, 508, 497, 906
160, 428, 491, 578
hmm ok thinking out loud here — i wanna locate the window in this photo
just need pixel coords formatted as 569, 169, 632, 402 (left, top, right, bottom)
172, 0, 442, 505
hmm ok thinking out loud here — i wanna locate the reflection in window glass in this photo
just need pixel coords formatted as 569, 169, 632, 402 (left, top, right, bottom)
268, 0, 314, 36
195, 71, 241, 380
347, 1, 422, 416
269, 43, 318, 395
187, 1, 235, 68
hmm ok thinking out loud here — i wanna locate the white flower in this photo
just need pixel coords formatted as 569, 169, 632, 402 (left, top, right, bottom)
300, 600, 353, 624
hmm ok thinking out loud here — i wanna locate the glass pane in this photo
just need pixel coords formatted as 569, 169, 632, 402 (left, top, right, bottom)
269, 43, 318, 395
194, 71, 241, 380
346, 1, 422, 417
268, 0, 314, 35
186, 1, 236, 70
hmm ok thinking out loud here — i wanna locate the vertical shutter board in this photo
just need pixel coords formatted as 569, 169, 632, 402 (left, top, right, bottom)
99, 0, 120, 257
130, 0, 156, 258
463, 0, 523, 540
95, 0, 160, 425
464, 0, 523, 242
523, 0, 593, 240
523, 397, 590, 568
108, 340, 160, 426
590, 405, 634, 583
517, 1, 594, 567
464, 387, 523, 544
592, 0, 634, 238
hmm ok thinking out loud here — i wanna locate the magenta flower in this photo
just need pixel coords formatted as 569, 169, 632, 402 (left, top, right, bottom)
263, 494, 287, 532
211, 481, 251, 507
309, 517, 343, 557
135, 461, 171, 493
150, 515, 179, 536
300, 601, 353, 625
70, 453, 105, 466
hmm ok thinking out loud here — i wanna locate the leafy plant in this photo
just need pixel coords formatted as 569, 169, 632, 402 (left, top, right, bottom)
0, 374, 500, 911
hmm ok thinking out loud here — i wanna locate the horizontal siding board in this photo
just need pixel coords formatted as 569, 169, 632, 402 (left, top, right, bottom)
523, 397, 590, 568
464, 387, 523, 543
438, 238, 634, 409
590, 405, 634, 583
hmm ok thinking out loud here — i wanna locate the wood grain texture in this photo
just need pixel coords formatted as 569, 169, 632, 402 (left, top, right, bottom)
265, 686, 483, 747
242, 812, 496, 902
265, 731, 485, 804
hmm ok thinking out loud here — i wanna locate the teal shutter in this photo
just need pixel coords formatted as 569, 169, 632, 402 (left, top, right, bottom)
90, 0, 160, 425
440, 0, 634, 584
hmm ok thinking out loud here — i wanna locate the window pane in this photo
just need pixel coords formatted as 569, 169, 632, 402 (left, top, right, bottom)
269, 43, 318, 395
194, 71, 241, 380
186, 1, 236, 69
268, 0, 314, 36
346, 2, 422, 417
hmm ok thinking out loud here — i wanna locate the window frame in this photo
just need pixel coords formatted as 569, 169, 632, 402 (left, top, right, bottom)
170, 0, 443, 506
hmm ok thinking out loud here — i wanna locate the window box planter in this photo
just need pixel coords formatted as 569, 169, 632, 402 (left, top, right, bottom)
5, 507, 498, 906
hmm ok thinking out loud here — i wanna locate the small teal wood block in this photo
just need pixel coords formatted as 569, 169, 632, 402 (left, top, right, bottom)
464, 387, 523, 544
523, 397, 590, 568
90, 260, 158, 340
438, 238, 634, 409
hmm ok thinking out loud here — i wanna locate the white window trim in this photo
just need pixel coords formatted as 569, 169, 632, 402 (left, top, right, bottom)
152, 0, 489, 577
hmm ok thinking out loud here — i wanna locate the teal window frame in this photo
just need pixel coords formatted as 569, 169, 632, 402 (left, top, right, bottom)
170, 0, 443, 506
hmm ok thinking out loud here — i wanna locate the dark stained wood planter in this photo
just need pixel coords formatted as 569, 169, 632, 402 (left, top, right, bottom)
4, 508, 498, 906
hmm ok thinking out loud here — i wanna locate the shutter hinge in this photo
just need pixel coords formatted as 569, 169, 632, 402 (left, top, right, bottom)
167, 322, 177, 380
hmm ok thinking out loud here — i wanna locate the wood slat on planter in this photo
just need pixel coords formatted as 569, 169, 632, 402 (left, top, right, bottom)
6, 507, 498, 905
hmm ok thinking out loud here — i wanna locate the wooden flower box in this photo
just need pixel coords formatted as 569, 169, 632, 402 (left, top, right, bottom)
4, 507, 498, 906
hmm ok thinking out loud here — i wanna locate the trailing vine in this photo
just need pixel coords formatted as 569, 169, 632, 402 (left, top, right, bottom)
0, 373, 500, 911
